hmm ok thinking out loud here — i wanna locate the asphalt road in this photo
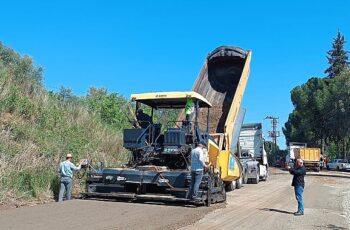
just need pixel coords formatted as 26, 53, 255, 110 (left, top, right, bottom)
0, 168, 349, 230
182, 168, 350, 230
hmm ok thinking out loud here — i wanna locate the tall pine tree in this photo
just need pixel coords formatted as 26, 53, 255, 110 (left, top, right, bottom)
325, 31, 349, 78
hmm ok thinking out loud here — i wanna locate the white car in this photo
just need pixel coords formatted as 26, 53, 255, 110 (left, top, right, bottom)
327, 159, 350, 171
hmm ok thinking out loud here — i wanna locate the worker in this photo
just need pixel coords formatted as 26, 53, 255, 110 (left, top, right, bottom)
183, 98, 194, 132
187, 140, 207, 202
320, 155, 325, 170
136, 108, 152, 129
58, 153, 82, 202
185, 98, 194, 119
289, 158, 306, 216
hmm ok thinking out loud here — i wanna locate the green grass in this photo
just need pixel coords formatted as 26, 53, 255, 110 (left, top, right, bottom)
0, 42, 131, 205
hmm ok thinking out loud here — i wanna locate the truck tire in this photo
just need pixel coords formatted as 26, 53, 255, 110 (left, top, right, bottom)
206, 176, 213, 206
225, 181, 236, 192
251, 172, 259, 184
206, 188, 211, 207
262, 171, 268, 182
221, 183, 227, 202
243, 171, 248, 184
236, 177, 243, 189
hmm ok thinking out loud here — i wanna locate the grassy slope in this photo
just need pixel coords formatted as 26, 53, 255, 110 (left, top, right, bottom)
0, 43, 129, 205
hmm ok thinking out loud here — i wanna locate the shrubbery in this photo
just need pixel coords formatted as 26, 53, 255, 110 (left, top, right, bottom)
0, 42, 130, 205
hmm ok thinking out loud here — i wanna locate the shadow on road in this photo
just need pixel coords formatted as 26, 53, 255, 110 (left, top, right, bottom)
260, 208, 294, 215
81, 197, 215, 209
314, 224, 349, 230
272, 168, 350, 180
307, 173, 350, 179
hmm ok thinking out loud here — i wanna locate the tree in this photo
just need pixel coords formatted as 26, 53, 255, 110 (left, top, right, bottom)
283, 77, 331, 148
264, 141, 282, 165
326, 70, 350, 158
56, 86, 79, 105
325, 31, 349, 78
285, 32, 350, 159
86, 87, 130, 130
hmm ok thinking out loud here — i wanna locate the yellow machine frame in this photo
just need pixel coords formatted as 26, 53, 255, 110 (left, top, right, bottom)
204, 51, 252, 182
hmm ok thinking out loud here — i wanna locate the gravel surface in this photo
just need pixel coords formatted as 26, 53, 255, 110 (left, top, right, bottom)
0, 168, 349, 230
342, 185, 350, 227
0, 196, 224, 230
182, 168, 350, 230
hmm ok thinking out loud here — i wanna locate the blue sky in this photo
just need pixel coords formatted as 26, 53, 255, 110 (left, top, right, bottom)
1, 0, 349, 149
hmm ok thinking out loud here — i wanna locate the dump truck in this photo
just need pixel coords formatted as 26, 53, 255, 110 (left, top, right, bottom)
238, 123, 268, 184
82, 46, 251, 205
286, 142, 321, 172
295, 148, 321, 172
191, 46, 251, 191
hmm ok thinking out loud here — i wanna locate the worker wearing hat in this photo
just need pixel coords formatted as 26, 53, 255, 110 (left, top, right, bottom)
187, 140, 207, 202
58, 153, 82, 202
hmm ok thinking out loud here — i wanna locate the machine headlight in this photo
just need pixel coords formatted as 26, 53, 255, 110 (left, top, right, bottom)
159, 178, 170, 183
117, 176, 127, 181
90, 175, 103, 179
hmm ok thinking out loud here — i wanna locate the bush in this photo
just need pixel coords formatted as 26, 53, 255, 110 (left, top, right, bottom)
3, 168, 57, 199
0, 42, 128, 204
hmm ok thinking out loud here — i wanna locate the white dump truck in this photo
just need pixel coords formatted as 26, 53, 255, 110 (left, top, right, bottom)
286, 142, 307, 167
238, 123, 268, 184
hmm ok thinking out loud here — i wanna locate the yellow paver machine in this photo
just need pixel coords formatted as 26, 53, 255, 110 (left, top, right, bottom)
82, 46, 252, 206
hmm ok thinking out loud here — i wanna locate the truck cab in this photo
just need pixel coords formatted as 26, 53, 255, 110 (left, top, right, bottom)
238, 123, 268, 184
124, 91, 212, 169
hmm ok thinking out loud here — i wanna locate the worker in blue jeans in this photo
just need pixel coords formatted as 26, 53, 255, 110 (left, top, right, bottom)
187, 141, 207, 202
58, 153, 82, 202
289, 158, 306, 216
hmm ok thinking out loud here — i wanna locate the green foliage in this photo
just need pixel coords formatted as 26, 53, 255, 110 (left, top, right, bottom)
284, 32, 350, 159
325, 31, 349, 79
283, 77, 331, 146
0, 42, 128, 204
264, 141, 282, 164
153, 109, 181, 130
87, 87, 131, 130
326, 143, 338, 159
0, 42, 42, 91
3, 169, 57, 198
284, 71, 350, 155
56, 86, 81, 105
0, 85, 36, 118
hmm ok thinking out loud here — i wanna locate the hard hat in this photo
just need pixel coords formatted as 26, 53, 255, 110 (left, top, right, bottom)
66, 153, 73, 158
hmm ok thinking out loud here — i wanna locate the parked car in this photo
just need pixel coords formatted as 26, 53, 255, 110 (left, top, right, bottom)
326, 159, 350, 171
273, 160, 284, 168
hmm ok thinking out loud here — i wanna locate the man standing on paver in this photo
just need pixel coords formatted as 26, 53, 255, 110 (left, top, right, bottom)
58, 153, 82, 202
289, 158, 306, 216
187, 141, 208, 203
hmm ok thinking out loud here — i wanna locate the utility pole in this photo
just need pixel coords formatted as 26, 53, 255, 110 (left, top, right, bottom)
265, 116, 280, 154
